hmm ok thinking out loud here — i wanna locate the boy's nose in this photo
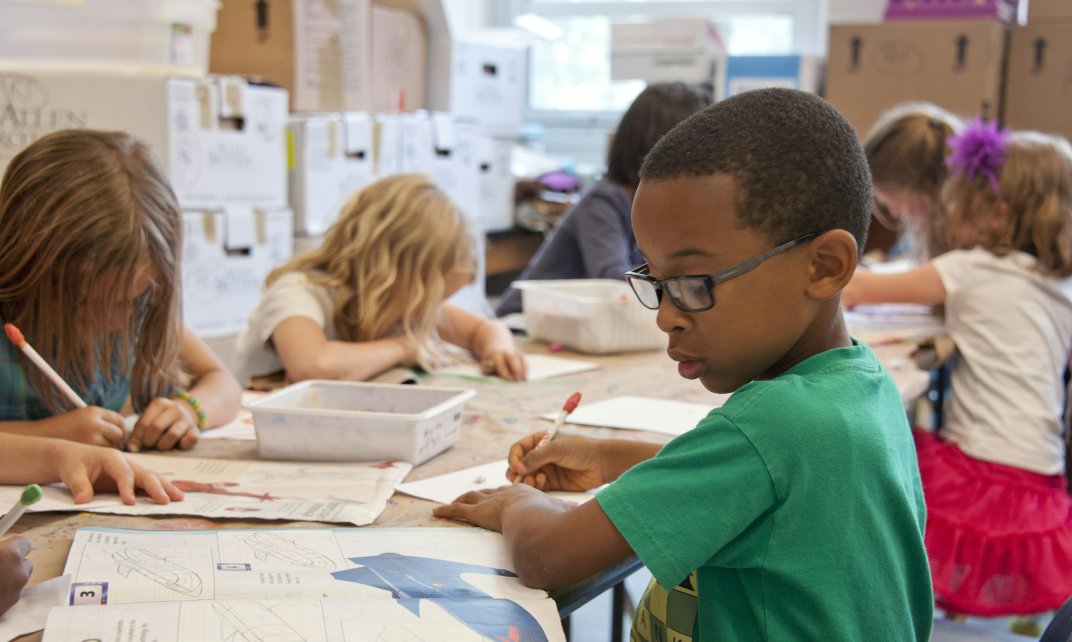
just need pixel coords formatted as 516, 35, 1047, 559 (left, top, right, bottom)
655, 297, 689, 334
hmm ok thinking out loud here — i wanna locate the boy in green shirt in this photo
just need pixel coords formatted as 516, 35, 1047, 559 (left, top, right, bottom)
435, 88, 933, 640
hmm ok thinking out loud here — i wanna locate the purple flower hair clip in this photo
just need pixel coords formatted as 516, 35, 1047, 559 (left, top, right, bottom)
946, 116, 1010, 195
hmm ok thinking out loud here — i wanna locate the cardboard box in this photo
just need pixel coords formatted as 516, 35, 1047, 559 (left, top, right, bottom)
723, 55, 823, 98
611, 19, 727, 86
373, 114, 404, 176
448, 40, 527, 137
182, 206, 294, 338
0, 72, 288, 208
398, 112, 480, 222
210, 0, 372, 112
477, 136, 515, 232
1004, 22, 1072, 141
884, 0, 1019, 23
288, 113, 375, 236
826, 21, 1007, 137
371, 4, 427, 112
1028, 0, 1072, 22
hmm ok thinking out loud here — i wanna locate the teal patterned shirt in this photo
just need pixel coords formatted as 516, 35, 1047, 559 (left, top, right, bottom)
0, 318, 132, 420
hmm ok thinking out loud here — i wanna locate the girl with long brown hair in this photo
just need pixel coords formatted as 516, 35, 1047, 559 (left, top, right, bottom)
0, 130, 241, 453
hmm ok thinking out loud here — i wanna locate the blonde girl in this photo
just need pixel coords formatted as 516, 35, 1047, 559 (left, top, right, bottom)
864, 102, 962, 259
235, 174, 526, 384
0, 130, 242, 453
844, 121, 1072, 616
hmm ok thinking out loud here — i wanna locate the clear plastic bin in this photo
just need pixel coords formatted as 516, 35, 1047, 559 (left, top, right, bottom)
0, 0, 219, 76
515, 279, 666, 354
248, 381, 476, 465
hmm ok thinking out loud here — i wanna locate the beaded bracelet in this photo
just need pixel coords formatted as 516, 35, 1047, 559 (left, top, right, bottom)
171, 390, 207, 430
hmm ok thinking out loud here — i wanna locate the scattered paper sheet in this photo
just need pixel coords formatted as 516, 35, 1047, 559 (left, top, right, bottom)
0, 455, 411, 527
545, 395, 724, 436
0, 574, 69, 642
434, 353, 599, 382
395, 460, 598, 505
197, 392, 264, 441
45, 527, 566, 642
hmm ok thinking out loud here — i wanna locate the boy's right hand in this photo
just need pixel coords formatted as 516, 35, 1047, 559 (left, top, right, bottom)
0, 536, 31, 617
42, 407, 125, 448
508, 433, 606, 492
51, 440, 184, 505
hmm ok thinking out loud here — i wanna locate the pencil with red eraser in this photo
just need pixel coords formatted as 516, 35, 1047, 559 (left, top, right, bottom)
514, 391, 582, 484
4, 323, 87, 409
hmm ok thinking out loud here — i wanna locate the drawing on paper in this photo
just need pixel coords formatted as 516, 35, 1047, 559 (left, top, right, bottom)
248, 462, 401, 483
171, 480, 281, 501
243, 533, 336, 569
212, 601, 307, 642
112, 548, 203, 597
332, 553, 548, 642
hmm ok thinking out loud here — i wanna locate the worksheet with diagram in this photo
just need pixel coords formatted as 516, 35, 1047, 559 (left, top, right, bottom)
45, 527, 566, 642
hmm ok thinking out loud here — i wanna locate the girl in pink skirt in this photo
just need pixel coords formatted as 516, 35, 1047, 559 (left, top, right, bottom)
845, 118, 1072, 616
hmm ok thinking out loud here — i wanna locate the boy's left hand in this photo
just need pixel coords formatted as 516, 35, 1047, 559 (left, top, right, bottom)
433, 484, 541, 532
479, 348, 528, 381
127, 397, 200, 453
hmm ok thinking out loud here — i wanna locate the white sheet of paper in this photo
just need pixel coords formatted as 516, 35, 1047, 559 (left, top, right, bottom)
0, 455, 411, 527
435, 353, 599, 381
0, 574, 69, 642
194, 392, 264, 441
545, 395, 724, 436
46, 527, 566, 642
395, 460, 597, 505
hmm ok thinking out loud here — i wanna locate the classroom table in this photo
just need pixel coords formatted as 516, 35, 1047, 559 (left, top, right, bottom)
10, 339, 930, 642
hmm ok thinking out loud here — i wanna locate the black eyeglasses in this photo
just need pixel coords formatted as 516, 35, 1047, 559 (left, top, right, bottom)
625, 233, 819, 313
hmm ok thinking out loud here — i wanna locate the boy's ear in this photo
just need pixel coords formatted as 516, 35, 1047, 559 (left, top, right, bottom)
805, 230, 858, 301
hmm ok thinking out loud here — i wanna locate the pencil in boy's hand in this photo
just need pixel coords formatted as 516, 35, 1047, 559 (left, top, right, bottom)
5, 323, 87, 409
0, 484, 43, 538
513, 392, 582, 484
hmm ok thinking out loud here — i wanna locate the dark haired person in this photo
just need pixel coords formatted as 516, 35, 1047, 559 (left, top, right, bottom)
495, 82, 712, 316
438, 89, 933, 641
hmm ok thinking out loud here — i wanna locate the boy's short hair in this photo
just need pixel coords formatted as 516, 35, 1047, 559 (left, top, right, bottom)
640, 88, 873, 252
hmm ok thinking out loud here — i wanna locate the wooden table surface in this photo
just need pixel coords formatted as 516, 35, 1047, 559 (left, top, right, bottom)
11, 339, 929, 640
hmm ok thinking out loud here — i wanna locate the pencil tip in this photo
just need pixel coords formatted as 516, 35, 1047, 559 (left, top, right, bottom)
4, 323, 25, 346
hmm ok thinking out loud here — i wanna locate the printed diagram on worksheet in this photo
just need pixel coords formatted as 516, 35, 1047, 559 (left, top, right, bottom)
49, 527, 567, 642
0, 456, 412, 526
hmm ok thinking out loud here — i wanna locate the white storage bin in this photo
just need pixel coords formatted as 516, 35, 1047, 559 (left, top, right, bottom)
248, 381, 476, 465
516, 280, 666, 354
0, 0, 219, 76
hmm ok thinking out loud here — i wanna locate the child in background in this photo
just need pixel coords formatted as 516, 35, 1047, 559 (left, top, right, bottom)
0, 433, 185, 616
436, 89, 933, 640
235, 174, 526, 385
844, 121, 1072, 617
0, 130, 242, 453
864, 102, 962, 260
495, 82, 712, 316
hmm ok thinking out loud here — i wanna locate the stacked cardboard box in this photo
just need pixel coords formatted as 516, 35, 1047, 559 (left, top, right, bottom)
1004, 1, 1072, 141
826, 19, 1007, 137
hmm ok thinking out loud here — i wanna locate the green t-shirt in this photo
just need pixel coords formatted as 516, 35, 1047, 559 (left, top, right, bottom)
597, 342, 933, 641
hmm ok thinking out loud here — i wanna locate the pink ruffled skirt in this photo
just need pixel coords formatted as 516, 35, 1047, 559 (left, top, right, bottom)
914, 429, 1072, 615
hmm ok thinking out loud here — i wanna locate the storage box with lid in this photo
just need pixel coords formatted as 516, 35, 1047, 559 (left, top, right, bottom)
516, 280, 665, 354
248, 381, 475, 464
0, 72, 288, 208
610, 19, 727, 86
288, 113, 375, 236
0, 0, 219, 76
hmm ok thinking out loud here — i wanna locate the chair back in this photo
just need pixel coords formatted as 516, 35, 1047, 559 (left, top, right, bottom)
1041, 596, 1072, 642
